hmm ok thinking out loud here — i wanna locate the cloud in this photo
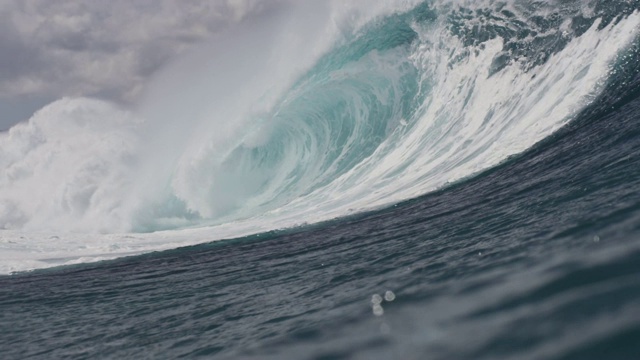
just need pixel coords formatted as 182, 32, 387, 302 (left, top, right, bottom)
0, 0, 268, 108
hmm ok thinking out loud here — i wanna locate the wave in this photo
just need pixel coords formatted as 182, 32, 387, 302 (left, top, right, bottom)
1, 0, 639, 273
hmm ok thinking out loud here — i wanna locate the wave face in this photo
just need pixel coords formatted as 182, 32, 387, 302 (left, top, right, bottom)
1, 0, 640, 273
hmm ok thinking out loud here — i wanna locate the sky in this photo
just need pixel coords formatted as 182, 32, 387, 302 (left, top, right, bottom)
0, 0, 268, 130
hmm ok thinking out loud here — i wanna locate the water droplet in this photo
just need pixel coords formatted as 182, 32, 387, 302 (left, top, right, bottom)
373, 304, 384, 316
384, 290, 396, 302
593, 235, 601, 243
371, 294, 382, 305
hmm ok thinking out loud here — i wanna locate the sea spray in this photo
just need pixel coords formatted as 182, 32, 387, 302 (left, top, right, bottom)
1, 0, 639, 274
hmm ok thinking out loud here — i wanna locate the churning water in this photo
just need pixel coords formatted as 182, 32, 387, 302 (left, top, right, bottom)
2, 0, 640, 359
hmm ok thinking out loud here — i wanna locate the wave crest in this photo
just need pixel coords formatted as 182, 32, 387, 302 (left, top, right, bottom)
1, 0, 639, 273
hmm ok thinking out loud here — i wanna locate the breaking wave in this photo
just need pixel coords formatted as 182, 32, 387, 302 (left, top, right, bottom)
1, 0, 639, 273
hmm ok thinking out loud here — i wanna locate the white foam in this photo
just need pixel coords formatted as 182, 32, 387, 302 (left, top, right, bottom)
0, 98, 140, 233
1, 3, 639, 274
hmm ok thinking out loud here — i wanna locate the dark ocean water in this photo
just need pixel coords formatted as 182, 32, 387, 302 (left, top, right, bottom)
3, 1, 640, 359
3, 75, 640, 359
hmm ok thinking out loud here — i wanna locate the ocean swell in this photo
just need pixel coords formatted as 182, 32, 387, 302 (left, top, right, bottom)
1, 0, 639, 273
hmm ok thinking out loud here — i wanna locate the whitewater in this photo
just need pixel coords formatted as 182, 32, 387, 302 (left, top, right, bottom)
1, 0, 639, 275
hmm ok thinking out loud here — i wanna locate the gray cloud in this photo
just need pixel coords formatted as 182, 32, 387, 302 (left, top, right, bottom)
0, 0, 270, 127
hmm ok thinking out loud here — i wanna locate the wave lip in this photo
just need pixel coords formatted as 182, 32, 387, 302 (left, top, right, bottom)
1, 1, 640, 274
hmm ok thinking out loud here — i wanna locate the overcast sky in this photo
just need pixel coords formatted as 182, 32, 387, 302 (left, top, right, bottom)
0, 0, 269, 130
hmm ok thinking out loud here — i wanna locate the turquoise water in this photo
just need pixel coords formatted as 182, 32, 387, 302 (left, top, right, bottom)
2, 1, 640, 358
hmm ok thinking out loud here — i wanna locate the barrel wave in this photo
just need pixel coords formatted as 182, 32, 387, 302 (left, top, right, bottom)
1, 0, 639, 274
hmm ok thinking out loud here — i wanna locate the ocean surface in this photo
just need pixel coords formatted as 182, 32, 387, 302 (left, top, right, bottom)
2, 0, 640, 358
